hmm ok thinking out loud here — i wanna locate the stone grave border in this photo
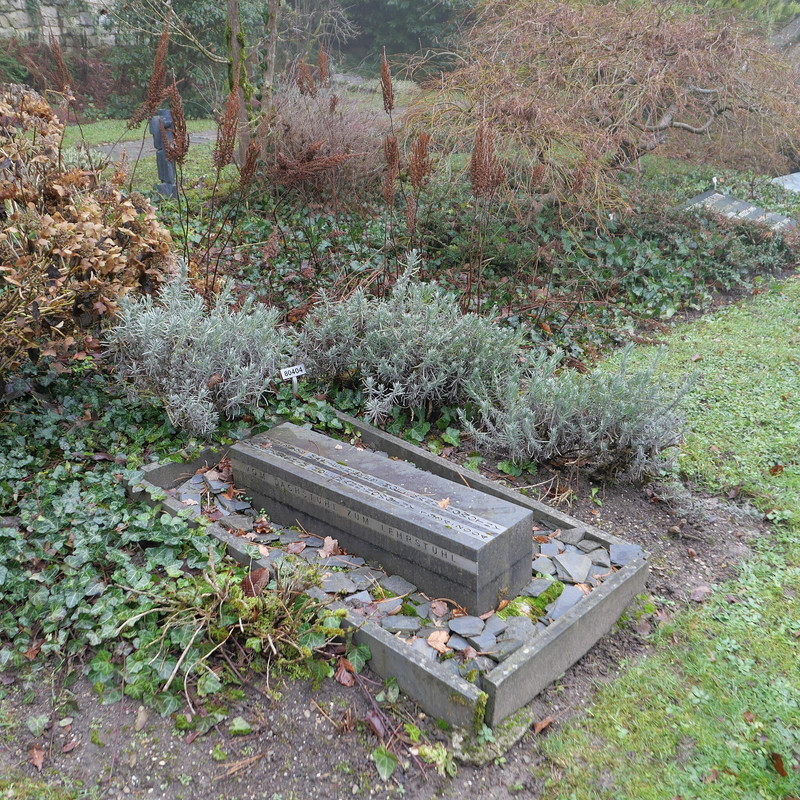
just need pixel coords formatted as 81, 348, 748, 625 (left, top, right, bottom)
124, 411, 648, 730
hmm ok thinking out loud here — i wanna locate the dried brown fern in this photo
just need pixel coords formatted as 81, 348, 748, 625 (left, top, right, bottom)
213, 79, 240, 171
49, 34, 73, 93
380, 48, 394, 115
269, 143, 352, 188
318, 46, 330, 88
163, 76, 189, 167
239, 141, 260, 191
297, 59, 317, 98
470, 118, 504, 199
409, 132, 432, 191
129, 15, 170, 128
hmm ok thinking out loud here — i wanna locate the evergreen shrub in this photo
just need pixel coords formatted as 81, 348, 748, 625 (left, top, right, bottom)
298, 253, 524, 422
464, 346, 691, 480
106, 269, 290, 435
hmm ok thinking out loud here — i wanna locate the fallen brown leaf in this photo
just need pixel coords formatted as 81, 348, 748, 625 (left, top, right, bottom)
533, 716, 554, 735
242, 567, 270, 597
286, 541, 306, 555
61, 739, 79, 754
690, 585, 712, 603
704, 769, 720, 783
320, 536, 341, 557
429, 599, 448, 617
334, 657, 355, 687
365, 708, 386, 741
462, 646, 478, 660
744, 711, 756, 724
438, 497, 450, 509
24, 639, 42, 661
771, 752, 788, 777
427, 630, 450, 655
134, 705, 148, 732
30, 745, 45, 771
496, 599, 510, 612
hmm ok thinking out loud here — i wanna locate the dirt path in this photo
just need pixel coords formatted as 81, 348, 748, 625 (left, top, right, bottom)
0, 477, 761, 800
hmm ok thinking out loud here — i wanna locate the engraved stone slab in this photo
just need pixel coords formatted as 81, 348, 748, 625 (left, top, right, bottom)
681, 189, 796, 231
229, 423, 532, 613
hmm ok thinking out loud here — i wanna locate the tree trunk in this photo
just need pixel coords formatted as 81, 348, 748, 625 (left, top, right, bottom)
261, 0, 280, 125
227, 0, 250, 165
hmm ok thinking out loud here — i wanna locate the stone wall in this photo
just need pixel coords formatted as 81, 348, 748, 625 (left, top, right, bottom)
0, 0, 114, 48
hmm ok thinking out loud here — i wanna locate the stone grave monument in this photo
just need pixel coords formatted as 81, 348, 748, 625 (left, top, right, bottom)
229, 422, 533, 614
149, 109, 178, 198
682, 189, 795, 231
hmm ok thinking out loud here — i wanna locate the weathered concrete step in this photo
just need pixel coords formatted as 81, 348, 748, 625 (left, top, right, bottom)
229, 423, 532, 614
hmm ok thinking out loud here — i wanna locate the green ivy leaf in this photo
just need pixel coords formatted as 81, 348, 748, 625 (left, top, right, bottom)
197, 670, 222, 697
228, 716, 252, 736
347, 642, 371, 673
372, 745, 398, 782
497, 460, 523, 477
26, 714, 49, 737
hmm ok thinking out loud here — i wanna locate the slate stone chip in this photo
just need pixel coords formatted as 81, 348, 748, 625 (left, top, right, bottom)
302, 535, 324, 548
374, 596, 404, 616
553, 552, 592, 584
482, 615, 508, 638
446, 633, 470, 651
382, 615, 421, 634
610, 543, 644, 566
279, 532, 302, 545
448, 616, 484, 637
547, 584, 585, 620
218, 514, 254, 533
349, 567, 383, 591
410, 638, 438, 661
379, 574, 417, 596
467, 631, 497, 653
203, 477, 230, 494
500, 616, 536, 641
521, 578, 554, 598
345, 590, 373, 607
532, 556, 556, 576
557, 527, 585, 545
538, 541, 562, 557
414, 602, 431, 620
321, 573, 357, 595
318, 554, 365, 568
488, 638, 525, 662
588, 548, 611, 567
217, 495, 252, 513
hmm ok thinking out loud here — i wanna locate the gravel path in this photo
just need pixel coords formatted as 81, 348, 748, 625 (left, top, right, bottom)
94, 129, 217, 162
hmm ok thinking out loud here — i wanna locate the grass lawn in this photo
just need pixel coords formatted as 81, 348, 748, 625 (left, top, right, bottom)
534, 277, 800, 799
61, 118, 215, 149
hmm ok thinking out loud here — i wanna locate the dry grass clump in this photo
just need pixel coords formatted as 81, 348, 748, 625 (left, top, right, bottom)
0, 84, 173, 372
259, 77, 388, 199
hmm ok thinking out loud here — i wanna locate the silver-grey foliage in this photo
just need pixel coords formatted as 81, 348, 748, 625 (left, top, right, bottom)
464, 346, 691, 480
298, 253, 524, 423
106, 268, 290, 435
